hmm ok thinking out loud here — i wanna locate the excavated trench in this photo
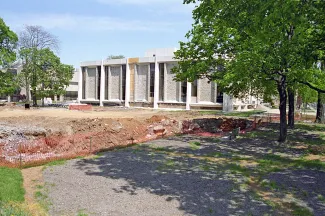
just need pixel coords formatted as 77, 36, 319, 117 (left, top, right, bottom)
0, 116, 253, 167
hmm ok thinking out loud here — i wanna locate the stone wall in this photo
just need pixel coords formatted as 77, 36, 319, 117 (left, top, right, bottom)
86, 68, 96, 99
199, 78, 216, 103
135, 65, 149, 101
166, 63, 179, 102
110, 66, 121, 100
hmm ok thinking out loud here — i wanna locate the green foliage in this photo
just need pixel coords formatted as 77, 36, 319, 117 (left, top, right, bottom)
174, 0, 325, 140
107, 54, 125, 60
0, 18, 18, 95
19, 48, 73, 105
0, 167, 25, 202
0, 70, 19, 95
0, 17, 18, 66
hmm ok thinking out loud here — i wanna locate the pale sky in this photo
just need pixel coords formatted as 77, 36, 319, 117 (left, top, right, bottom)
1, 0, 195, 67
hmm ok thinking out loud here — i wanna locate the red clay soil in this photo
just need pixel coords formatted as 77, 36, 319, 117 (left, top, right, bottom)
0, 116, 253, 167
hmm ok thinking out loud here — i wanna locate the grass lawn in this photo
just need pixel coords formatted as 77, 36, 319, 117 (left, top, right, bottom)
0, 167, 29, 216
0, 167, 25, 202
198, 110, 265, 117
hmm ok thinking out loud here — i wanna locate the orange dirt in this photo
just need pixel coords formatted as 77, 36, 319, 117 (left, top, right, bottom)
0, 106, 252, 167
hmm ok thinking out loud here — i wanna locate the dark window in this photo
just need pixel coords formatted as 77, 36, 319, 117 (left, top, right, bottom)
82, 67, 86, 99
181, 82, 187, 102
217, 92, 224, 103
105, 66, 108, 100
65, 91, 78, 100
122, 65, 126, 100
150, 63, 155, 97
159, 63, 164, 101
191, 80, 197, 97
97, 66, 101, 100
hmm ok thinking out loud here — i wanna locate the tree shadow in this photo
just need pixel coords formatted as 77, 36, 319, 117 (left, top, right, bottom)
266, 169, 325, 215
74, 146, 274, 216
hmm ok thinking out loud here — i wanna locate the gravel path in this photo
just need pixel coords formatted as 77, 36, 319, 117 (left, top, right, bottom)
43, 136, 273, 216
43, 133, 325, 216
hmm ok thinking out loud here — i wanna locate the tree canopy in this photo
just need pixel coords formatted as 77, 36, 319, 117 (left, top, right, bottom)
107, 55, 125, 60
173, 0, 325, 141
19, 48, 73, 105
0, 18, 18, 67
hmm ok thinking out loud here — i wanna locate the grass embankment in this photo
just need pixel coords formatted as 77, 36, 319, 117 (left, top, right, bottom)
0, 167, 29, 215
199, 110, 265, 117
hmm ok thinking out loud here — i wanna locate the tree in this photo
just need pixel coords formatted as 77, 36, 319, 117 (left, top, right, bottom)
173, 0, 321, 142
0, 71, 19, 96
19, 25, 60, 102
0, 18, 18, 66
0, 18, 18, 96
107, 55, 125, 60
19, 48, 73, 106
19, 25, 59, 52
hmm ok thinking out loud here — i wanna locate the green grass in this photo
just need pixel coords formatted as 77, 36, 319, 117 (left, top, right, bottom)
198, 110, 265, 117
77, 209, 89, 216
224, 110, 265, 117
34, 189, 51, 212
256, 154, 325, 174
295, 123, 325, 132
227, 163, 250, 176
0, 167, 25, 202
0, 202, 30, 216
317, 194, 325, 203
189, 141, 201, 150
43, 159, 67, 168
290, 203, 313, 216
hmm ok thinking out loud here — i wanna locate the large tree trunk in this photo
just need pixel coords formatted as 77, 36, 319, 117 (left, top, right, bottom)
32, 88, 37, 106
315, 92, 325, 123
277, 76, 287, 142
287, 87, 295, 129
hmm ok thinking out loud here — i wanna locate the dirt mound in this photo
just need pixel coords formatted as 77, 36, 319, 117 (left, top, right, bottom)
0, 116, 254, 167
146, 115, 169, 123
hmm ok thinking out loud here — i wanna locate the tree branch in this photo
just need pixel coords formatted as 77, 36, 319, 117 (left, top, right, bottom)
298, 80, 325, 93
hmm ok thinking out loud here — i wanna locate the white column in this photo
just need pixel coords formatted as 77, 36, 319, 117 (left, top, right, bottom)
186, 81, 192, 110
54, 95, 58, 102
59, 95, 64, 102
7, 96, 11, 103
100, 60, 105, 106
78, 67, 83, 103
154, 57, 159, 109
125, 59, 130, 107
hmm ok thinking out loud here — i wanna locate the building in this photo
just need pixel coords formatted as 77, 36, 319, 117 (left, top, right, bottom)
79, 48, 260, 111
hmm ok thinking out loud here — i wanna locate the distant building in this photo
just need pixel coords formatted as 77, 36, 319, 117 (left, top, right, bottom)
79, 48, 260, 111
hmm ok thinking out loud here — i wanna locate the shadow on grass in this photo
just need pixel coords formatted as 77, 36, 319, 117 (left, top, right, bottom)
74, 146, 273, 216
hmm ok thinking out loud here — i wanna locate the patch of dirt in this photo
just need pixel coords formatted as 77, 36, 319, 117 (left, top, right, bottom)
0, 107, 254, 167
304, 154, 325, 162
22, 166, 44, 203
146, 115, 169, 123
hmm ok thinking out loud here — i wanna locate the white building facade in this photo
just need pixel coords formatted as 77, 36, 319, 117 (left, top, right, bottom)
79, 48, 259, 111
